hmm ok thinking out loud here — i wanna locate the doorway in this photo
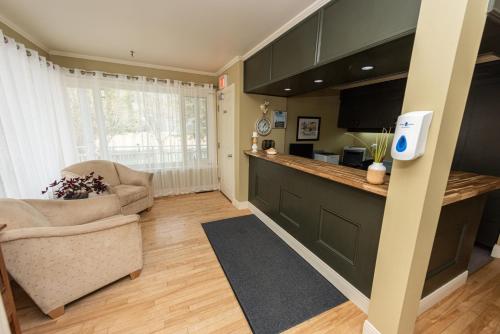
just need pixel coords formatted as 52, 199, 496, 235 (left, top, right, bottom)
217, 84, 235, 202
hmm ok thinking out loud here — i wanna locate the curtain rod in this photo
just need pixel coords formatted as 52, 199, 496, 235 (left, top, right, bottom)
3, 35, 55, 68
68, 69, 213, 88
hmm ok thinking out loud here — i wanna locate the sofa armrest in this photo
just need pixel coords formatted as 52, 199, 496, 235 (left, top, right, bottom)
115, 163, 153, 188
23, 195, 122, 227
0, 215, 143, 314
60, 170, 83, 179
0, 213, 139, 242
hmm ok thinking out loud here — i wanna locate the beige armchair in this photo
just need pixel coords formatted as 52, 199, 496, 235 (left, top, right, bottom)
62, 160, 154, 215
0, 195, 143, 318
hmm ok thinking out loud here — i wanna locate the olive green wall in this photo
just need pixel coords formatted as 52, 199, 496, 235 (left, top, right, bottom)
285, 92, 353, 154
284, 89, 395, 161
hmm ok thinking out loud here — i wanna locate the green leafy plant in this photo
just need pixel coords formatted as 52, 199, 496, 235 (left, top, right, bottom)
344, 128, 392, 163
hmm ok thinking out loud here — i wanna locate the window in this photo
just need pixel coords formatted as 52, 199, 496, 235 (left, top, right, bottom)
64, 73, 218, 196
65, 83, 213, 170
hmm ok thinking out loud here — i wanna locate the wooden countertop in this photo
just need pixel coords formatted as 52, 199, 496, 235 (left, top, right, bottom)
244, 150, 500, 206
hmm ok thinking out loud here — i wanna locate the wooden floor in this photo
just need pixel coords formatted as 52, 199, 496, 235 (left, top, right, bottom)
13, 191, 500, 333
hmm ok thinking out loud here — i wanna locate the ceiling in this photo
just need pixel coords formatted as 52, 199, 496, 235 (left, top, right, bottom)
0, 0, 319, 74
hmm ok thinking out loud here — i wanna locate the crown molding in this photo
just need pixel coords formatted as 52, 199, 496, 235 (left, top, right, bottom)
215, 0, 331, 75
48, 50, 217, 76
0, 13, 49, 52
216, 56, 242, 76
241, 0, 331, 60
2, 0, 333, 78
0, 15, 217, 76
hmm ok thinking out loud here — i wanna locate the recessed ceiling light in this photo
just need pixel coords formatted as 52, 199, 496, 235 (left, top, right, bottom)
284, 88, 292, 91
361, 65, 374, 71
314, 79, 323, 83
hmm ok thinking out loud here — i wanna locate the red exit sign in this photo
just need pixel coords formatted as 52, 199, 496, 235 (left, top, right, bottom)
218, 74, 228, 90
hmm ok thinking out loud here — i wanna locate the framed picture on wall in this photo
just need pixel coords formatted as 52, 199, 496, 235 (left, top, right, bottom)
296, 117, 321, 141
272, 110, 287, 128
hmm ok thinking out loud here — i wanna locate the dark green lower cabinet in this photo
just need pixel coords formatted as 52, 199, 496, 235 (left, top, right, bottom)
249, 157, 385, 296
248, 156, 486, 298
424, 195, 486, 296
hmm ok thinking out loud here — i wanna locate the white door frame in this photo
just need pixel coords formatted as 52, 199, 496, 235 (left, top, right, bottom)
217, 83, 236, 203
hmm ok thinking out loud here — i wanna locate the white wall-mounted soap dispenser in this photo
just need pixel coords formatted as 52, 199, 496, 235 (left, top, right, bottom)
391, 111, 433, 161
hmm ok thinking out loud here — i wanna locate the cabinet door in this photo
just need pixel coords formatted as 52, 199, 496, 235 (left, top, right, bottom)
275, 167, 319, 240
249, 157, 283, 220
319, 0, 420, 63
338, 91, 368, 129
244, 47, 272, 92
306, 175, 386, 297
271, 13, 320, 80
338, 78, 406, 130
424, 195, 486, 296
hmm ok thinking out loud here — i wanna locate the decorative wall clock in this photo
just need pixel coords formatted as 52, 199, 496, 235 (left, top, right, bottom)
256, 118, 272, 136
256, 101, 272, 136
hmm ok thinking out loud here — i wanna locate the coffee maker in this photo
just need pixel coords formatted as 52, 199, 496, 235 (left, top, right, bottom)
261, 140, 275, 150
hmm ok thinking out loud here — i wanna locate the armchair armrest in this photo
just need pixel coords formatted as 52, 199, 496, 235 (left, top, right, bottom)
0, 214, 139, 242
115, 163, 153, 188
24, 195, 122, 226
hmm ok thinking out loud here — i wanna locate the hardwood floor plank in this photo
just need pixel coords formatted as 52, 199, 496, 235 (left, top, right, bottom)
12, 191, 500, 333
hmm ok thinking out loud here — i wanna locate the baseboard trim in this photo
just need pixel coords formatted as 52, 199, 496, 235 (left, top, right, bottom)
418, 270, 468, 315
491, 244, 500, 258
361, 273, 467, 333
363, 320, 382, 334
232, 200, 249, 210
248, 202, 370, 313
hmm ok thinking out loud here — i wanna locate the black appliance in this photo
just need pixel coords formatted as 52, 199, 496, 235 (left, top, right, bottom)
289, 143, 314, 159
262, 140, 275, 150
341, 147, 370, 169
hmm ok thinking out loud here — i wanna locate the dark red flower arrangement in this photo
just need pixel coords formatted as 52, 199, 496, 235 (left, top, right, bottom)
42, 172, 108, 199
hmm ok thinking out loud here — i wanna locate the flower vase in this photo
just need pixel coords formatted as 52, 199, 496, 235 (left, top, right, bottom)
366, 162, 386, 185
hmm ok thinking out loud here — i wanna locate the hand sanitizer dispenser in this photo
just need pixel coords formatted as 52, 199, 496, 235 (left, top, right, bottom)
391, 111, 433, 160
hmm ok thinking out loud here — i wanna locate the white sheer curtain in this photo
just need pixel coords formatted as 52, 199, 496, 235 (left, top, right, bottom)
0, 31, 77, 198
63, 70, 218, 196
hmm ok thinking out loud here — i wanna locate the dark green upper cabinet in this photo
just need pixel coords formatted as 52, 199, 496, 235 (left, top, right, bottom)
319, 0, 421, 64
338, 78, 406, 131
243, 0, 498, 96
271, 13, 320, 81
244, 47, 272, 92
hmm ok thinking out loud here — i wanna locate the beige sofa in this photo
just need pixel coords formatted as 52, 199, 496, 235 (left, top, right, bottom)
62, 160, 154, 215
0, 195, 143, 318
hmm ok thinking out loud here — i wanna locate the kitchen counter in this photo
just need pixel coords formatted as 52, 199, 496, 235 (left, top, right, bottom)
246, 150, 500, 297
244, 150, 500, 206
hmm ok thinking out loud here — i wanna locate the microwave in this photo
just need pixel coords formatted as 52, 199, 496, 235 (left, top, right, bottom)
342, 147, 368, 168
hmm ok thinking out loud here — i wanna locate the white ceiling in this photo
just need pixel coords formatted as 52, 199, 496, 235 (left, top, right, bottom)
0, 0, 320, 74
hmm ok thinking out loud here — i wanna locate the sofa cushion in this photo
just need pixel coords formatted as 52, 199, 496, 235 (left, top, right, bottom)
111, 185, 148, 206
62, 160, 121, 186
0, 199, 51, 231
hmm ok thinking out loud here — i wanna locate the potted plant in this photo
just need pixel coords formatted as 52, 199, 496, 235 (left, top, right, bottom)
345, 128, 391, 185
42, 172, 108, 200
